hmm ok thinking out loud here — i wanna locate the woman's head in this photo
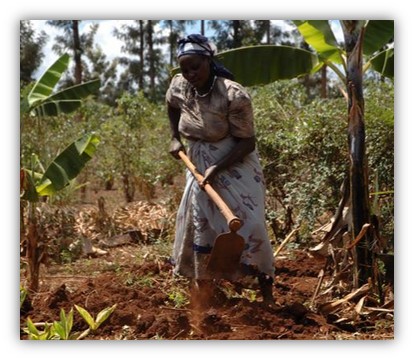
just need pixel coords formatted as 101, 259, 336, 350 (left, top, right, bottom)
176, 34, 215, 89
176, 34, 234, 83
178, 54, 211, 90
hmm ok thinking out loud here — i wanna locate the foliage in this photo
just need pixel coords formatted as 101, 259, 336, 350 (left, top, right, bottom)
20, 53, 100, 200
171, 21, 394, 90
21, 53, 100, 117
23, 305, 116, 340
294, 20, 394, 80
20, 285, 28, 309
253, 80, 393, 242
364, 80, 394, 243
20, 21, 48, 86
75, 304, 117, 332
20, 53, 101, 292
167, 290, 189, 308
94, 91, 181, 202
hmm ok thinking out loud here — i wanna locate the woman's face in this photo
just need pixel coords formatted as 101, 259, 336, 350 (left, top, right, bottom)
178, 54, 211, 90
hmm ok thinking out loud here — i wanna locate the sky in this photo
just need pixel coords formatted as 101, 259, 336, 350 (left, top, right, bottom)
31, 20, 138, 78
6, 1, 414, 359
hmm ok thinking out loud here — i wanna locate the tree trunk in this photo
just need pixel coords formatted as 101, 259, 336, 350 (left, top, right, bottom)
72, 20, 82, 84
169, 21, 174, 68
342, 20, 373, 286
26, 204, 41, 292
147, 20, 155, 100
232, 20, 241, 48
266, 20, 271, 44
139, 20, 144, 91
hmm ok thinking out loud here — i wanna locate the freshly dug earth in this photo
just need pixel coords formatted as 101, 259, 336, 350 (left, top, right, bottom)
20, 246, 394, 340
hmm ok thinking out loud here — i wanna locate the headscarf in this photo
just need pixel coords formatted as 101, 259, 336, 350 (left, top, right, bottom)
177, 34, 235, 80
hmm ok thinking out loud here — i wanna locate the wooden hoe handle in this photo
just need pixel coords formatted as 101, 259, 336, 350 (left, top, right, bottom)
178, 150, 243, 232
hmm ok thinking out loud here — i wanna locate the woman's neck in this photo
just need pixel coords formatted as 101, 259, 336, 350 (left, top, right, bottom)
195, 74, 216, 97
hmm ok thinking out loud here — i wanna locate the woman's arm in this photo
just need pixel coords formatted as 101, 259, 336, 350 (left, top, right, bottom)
167, 103, 185, 158
202, 136, 255, 186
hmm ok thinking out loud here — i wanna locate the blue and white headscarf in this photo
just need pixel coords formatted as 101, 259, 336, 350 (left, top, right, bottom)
177, 34, 217, 58
177, 34, 234, 80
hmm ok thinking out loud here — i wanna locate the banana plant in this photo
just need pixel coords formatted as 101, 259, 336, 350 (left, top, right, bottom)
209, 20, 394, 288
21, 134, 100, 202
292, 20, 393, 81
21, 53, 101, 201
74, 304, 117, 339
213, 20, 393, 86
23, 305, 116, 340
20, 53, 101, 292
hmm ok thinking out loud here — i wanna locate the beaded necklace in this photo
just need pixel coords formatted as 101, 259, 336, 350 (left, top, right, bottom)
194, 76, 217, 98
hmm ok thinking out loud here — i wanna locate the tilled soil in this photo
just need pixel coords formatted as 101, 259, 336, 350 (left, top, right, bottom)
20, 247, 393, 340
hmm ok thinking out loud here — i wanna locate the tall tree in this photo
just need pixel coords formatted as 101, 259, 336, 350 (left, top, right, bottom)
46, 20, 83, 85
115, 20, 168, 100
83, 43, 119, 106
20, 20, 48, 86
72, 20, 82, 84
114, 21, 146, 93
210, 20, 291, 51
139, 20, 145, 90
210, 20, 251, 50
146, 20, 156, 99
161, 20, 192, 68
254, 20, 271, 44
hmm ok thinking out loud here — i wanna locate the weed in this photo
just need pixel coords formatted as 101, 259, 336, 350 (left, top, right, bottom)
167, 290, 189, 308
23, 304, 117, 340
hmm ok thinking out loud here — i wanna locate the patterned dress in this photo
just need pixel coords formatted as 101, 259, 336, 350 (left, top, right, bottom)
166, 74, 274, 281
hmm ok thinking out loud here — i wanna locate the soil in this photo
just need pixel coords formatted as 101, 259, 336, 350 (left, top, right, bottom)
20, 188, 394, 340
20, 246, 394, 340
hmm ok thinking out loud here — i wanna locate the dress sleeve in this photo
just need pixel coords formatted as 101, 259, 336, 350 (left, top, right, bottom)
227, 85, 255, 138
165, 74, 183, 108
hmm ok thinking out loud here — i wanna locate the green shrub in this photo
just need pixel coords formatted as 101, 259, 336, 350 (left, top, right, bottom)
252, 79, 393, 244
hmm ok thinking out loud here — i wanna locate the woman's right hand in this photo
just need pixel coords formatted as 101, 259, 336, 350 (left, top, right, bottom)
169, 138, 185, 159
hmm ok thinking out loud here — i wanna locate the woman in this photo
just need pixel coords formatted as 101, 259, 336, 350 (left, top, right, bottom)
166, 34, 275, 304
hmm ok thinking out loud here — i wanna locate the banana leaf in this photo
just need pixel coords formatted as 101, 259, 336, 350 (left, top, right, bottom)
294, 20, 343, 64
364, 20, 394, 56
32, 79, 100, 116
172, 45, 317, 87
370, 48, 394, 78
36, 134, 100, 196
25, 52, 100, 116
27, 53, 70, 107
216, 45, 317, 86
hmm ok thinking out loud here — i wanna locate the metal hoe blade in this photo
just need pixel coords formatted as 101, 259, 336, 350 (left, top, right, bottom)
207, 231, 245, 278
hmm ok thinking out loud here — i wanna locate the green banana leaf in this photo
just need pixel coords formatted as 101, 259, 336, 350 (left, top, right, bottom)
294, 20, 343, 64
216, 45, 317, 86
32, 79, 100, 116
25, 52, 100, 116
27, 53, 70, 107
364, 20, 394, 56
171, 45, 316, 87
36, 134, 100, 196
370, 48, 394, 78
